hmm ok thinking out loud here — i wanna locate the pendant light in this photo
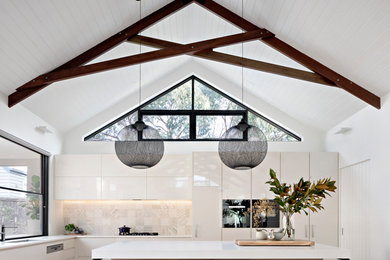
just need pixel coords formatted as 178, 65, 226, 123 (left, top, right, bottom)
115, 0, 164, 169
218, 0, 267, 170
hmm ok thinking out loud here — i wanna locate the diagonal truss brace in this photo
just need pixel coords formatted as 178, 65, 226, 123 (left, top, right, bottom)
11, 30, 272, 89
194, 0, 381, 109
128, 35, 335, 87
8, 0, 381, 109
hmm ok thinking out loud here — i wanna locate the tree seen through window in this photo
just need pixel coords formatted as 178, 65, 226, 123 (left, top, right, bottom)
85, 76, 300, 142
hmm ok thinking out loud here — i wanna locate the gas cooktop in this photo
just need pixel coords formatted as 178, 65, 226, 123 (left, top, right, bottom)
120, 232, 159, 236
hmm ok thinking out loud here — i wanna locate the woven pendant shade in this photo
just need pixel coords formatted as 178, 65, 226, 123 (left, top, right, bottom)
218, 120, 267, 170
115, 120, 164, 169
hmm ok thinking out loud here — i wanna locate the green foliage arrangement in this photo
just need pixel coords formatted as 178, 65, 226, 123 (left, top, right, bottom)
65, 224, 75, 233
266, 169, 337, 215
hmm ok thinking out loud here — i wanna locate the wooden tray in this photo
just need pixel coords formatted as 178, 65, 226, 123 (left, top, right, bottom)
235, 239, 315, 246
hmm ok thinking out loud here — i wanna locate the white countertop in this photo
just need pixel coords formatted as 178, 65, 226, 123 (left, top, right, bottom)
82, 235, 192, 238
0, 235, 75, 251
0, 235, 191, 251
92, 240, 351, 259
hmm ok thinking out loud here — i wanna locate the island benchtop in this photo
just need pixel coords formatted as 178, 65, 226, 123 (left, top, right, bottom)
91, 240, 351, 260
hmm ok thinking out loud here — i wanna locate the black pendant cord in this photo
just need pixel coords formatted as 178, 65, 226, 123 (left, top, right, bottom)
139, 0, 142, 107
137, 0, 143, 141
241, 0, 244, 106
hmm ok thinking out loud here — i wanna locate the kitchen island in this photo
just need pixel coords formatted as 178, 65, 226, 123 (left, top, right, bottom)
92, 240, 350, 260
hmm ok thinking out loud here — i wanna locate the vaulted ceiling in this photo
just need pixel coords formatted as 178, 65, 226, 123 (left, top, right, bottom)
1, 0, 390, 134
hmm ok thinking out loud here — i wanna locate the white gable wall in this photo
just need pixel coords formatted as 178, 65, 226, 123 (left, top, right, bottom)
0, 92, 64, 236
62, 61, 325, 154
325, 93, 390, 259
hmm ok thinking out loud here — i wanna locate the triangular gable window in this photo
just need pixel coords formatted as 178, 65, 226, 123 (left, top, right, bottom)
84, 76, 301, 142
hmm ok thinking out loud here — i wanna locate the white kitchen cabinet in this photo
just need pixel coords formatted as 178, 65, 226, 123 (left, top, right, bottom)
222, 228, 251, 241
309, 152, 338, 246
192, 186, 221, 240
147, 154, 192, 177
0, 244, 44, 260
222, 165, 251, 199
102, 177, 147, 199
55, 155, 101, 176
252, 152, 280, 199
147, 176, 192, 199
101, 154, 146, 176
193, 152, 222, 186
281, 152, 310, 240
0, 239, 76, 260
55, 176, 102, 200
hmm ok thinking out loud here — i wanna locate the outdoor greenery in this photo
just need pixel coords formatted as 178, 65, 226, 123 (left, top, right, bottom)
266, 169, 337, 215
86, 77, 299, 142
21, 175, 41, 220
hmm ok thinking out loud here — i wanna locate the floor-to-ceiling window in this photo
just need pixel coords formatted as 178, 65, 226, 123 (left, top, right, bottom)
0, 134, 48, 240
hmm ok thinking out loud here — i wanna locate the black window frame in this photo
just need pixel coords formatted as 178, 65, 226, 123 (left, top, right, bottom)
84, 75, 301, 142
0, 133, 49, 241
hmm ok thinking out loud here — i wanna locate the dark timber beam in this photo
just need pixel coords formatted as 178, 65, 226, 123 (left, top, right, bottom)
195, 0, 381, 109
8, 0, 195, 107
13, 30, 271, 88
129, 35, 335, 86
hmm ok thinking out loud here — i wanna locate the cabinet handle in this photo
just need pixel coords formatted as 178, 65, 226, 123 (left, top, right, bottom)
311, 224, 314, 238
305, 225, 308, 238
195, 224, 198, 238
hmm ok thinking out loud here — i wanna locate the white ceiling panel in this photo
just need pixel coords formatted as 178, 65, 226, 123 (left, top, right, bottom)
0, 0, 389, 134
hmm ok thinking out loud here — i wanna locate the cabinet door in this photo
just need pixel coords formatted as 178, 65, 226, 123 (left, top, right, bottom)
309, 152, 338, 246
0, 244, 44, 260
193, 152, 222, 187
147, 176, 192, 199
102, 177, 147, 199
222, 228, 251, 241
222, 165, 251, 199
192, 187, 221, 240
147, 154, 192, 176
281, 152, 310, 240
252, 152, 280, 199
55, 155, 101, 176
101, 154, 146, 176
55, 176, 102, 200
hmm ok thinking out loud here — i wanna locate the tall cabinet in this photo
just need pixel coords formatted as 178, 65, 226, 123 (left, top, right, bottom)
192, 152, 222, 240
281, 152, 310, 240
192, 151, 338, 245
309, 152, 338, 246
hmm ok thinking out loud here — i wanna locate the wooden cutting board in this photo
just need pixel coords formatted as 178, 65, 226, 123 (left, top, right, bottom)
235, 239, 315, 246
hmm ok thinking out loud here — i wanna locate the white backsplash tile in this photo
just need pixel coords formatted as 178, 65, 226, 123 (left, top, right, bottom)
62, 200, 192, 236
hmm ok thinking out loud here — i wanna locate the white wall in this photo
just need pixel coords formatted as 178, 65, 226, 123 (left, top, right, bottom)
62, 61, 325, 154
0, 92, 64, 236
325, 93, 390, 259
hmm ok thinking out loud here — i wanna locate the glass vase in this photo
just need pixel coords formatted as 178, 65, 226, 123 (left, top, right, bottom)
282, 211, 295, 240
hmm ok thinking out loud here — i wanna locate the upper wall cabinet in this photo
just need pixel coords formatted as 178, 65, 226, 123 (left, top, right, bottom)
147, 154, 192, 176
147, 176, 192, 200
252, 152, 280, 199
101, 176, 146, 200
55, 176, 102, 200
101, 154, 146, 176
193, 152, 222, 187
222, 165, 251, 199
55, 155, 101, 176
